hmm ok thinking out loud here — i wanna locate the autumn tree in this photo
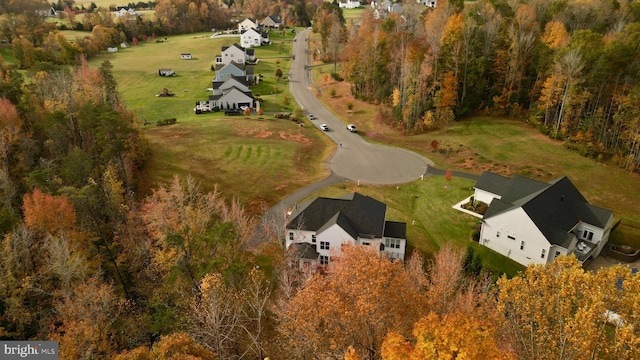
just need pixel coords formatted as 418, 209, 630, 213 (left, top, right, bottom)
497, 256, 640, 359
22, 188, 76, 235
312, 2, 344, 58
381, 312, 514, 360
114, 332, 217, 360
277, 245, 427, 359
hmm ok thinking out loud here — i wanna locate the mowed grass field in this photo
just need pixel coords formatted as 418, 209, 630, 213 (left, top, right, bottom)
83, 31, 328, 213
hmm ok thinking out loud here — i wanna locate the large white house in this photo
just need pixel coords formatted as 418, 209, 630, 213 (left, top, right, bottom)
238, 18, 259, 32
240, 28, 268, 48
286, 193, 407, 268
215, 43, 255, 66
474, 172, 614, 267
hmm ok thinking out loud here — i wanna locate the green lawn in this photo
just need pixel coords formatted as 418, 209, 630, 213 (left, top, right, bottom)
139, 116, 332, 214
303, 178, 525, 277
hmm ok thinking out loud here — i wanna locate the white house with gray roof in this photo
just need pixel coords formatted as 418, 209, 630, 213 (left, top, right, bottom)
474, 172, 614, 267
286, 193, 407, 267
215, 44, 255, 66
241, 28, 269, 48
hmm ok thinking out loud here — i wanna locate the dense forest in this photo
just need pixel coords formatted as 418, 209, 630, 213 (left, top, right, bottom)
0, 0, 639, 359
338, 0, 640, 171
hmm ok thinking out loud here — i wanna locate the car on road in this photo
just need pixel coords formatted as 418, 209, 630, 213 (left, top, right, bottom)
320, 124, 329, 131
346, 124, 357, 133
308, 114, 317, 120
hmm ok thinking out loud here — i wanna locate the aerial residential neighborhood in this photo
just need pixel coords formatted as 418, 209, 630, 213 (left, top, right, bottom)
1, 0, 639, 359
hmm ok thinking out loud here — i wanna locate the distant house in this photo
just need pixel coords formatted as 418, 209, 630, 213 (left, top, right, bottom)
238, 18, 259, 32
180, 53, 193, 60
286, 192, 407, 268
107, 47, 118, 53
418, 0, 437, 8
261, 15, 283, 28
212, 75, 251, 95
115, 7, 137, 17
240, 28, 268, 48
215, 43, 255, 66
339, 0, 361, 9
474, 172, 615, 267
158, 68, 175, 77
35, 7, 57, 17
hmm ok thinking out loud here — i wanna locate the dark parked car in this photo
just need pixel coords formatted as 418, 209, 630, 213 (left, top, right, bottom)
225, 109, 241, 116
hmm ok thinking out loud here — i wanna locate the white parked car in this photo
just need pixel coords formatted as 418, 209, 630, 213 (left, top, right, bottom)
320, 124, 329, 131
346, 124, 357, 133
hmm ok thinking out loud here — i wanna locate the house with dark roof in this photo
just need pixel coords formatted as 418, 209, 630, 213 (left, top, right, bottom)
215, 44, 255, 66
286, 193, 407, 267
261, 15, 283, 28
214, 61, 255, 82
238, 18, 259, 32
240, 28, 269, 48
474, 172, 614, 267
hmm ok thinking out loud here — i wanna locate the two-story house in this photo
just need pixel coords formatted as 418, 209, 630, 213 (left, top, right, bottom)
261, 15, 283, 28
285, 193, 407, 268
240, 28, 269, 48
238, 18, 259, 32
474, 172, 614, 267
207, 75, 254, 110
214, 43, 255, 66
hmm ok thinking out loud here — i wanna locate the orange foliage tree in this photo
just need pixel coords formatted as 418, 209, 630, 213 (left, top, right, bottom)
381, 312, 514, 360
22, 188, 76, 234
277, 245, 427, 359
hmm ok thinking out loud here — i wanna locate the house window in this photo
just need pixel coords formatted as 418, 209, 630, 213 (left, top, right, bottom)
362, 241, 370, 246
541, 249, 546, 259
520, 241, 525, 250
385, 239, 401, 249
320, 241, 330, 250
583, 230, 594, 241
319, 255, 329, 265
507, 235, 516, 240
555, 251, 561, 259
311, 235, 316, 243
288, 232, 294, 241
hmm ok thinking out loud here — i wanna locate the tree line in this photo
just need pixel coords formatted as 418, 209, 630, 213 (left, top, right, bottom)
339, 0, 640, 172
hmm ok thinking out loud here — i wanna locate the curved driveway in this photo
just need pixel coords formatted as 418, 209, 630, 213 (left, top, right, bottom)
289, 30, 433, 185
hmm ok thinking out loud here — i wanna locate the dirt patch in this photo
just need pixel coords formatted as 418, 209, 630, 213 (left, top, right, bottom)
279, 131, 311, 145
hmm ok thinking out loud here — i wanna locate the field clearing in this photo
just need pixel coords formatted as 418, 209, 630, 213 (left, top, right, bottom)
140, 116, 331, 214
87, 32, 296, 122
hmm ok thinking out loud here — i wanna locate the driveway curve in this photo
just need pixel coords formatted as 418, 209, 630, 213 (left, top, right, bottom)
288, 30, 434, 185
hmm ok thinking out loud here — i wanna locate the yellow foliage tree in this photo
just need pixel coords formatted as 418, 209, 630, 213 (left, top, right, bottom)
382, 312, 513, 360
542, 21, 570, 50
497, 256, 640, 359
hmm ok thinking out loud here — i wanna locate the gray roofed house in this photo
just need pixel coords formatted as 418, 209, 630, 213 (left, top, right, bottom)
261, 15, 283, 28
474, 171, 614, 267
286, 193, 407, 267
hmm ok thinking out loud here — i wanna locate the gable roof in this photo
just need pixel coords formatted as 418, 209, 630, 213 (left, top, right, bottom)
480, 173, 613, 248
212, 75, 249, 89
264, 15, 282, 23
289, 242, 319, 260
287, 193, 387, 239
222, 43, 246, 53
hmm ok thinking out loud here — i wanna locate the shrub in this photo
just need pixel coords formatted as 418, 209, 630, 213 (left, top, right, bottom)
157, 118, 177, 126
329, 88, 337, 98
330, 72, 343, 81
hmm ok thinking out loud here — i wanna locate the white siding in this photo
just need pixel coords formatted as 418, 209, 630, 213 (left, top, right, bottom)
480, 207, 552, 266
474, 188, 500, 205
317, 224, 356, 259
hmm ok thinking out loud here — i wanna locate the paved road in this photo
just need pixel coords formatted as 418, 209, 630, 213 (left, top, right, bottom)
288, 30, 434, 185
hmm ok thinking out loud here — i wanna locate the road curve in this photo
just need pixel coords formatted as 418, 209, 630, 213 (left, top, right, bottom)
288, 30, 434, 185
